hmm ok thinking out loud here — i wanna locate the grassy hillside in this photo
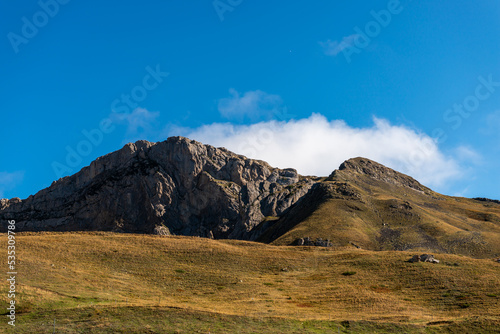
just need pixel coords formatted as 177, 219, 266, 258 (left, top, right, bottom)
1, 232, 500, 333
261, 159, 500, 259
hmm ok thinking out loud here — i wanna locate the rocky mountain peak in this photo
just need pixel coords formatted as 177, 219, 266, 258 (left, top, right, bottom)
0, 137, 312, 240
331, 157, 428, 193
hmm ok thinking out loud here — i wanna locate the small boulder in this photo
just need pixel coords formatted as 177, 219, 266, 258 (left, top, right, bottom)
315, 238, 331, 247
408, 255, 420, 263
294, 237, 332, 247
420, 254, 440, 263
409, 254, 440, 264
153, 225, 171, 236
349, 241, 361, 249
314, 238, 333, 247
420, 254, 433, 262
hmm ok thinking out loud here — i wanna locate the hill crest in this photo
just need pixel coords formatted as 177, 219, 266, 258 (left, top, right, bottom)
331, 157, 429, 193
2, 137, 500, 258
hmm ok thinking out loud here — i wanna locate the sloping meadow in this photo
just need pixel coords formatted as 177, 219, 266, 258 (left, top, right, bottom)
1, 232, 499, 333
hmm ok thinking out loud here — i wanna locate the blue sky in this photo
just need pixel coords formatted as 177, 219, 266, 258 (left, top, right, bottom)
1, 0, 500, 200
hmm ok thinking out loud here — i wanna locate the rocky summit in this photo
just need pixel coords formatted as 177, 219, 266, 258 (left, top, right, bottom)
2, 137, 500, 258
0, 137, 314, 240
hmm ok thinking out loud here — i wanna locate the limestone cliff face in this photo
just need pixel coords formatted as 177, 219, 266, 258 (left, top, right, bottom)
0, 137, 313, 239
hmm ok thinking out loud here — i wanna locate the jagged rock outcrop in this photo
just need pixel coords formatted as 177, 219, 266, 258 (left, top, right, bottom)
0, 137, 313, 239
331, 157, 429, 193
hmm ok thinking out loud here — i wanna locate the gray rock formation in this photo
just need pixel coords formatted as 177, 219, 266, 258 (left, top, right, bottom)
420, 254, 439, 263
0, 137, 314, 239
408, 254, 440, 263
331, 157, 428, 193
295, 237, 333, 247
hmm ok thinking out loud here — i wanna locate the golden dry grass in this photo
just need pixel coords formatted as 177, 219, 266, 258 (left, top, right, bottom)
269, 177, 500, 259
1, 232, 500, 332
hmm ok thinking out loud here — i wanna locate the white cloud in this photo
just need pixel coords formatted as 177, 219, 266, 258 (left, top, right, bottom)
320, 34, 359, 56
111, 107, 160, 142
218, 89, 289, 122
174, 114, 463, 189
0, 171, 24, 199
480, 110, 500, 136
452, 186, 471, 198
454, 146, 482, 164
